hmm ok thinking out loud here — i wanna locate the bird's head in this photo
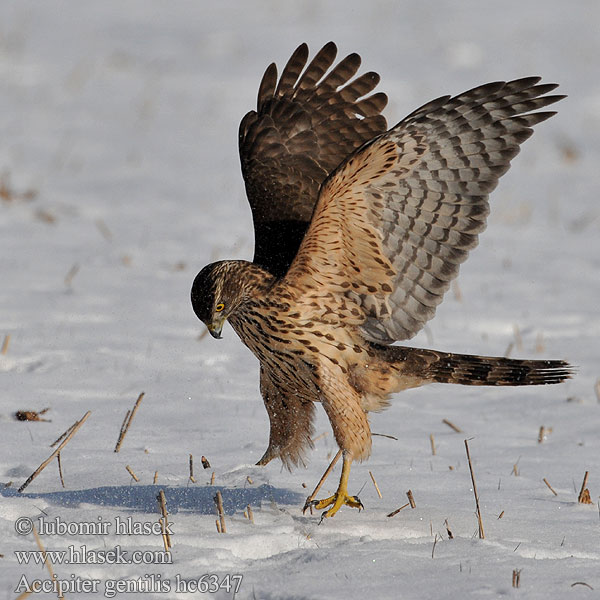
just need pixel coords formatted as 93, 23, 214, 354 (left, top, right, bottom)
191, 260, 274, 339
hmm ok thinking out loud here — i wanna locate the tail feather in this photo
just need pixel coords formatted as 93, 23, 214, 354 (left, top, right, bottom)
379, 345, 573, 387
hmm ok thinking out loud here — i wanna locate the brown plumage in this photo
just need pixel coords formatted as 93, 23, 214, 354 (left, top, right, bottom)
191, 43, 572, 518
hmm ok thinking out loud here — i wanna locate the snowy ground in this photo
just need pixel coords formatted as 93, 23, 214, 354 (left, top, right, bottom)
1, 1, 599, 599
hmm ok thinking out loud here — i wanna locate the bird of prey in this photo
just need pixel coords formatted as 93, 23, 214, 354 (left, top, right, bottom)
191, 42, 571, 519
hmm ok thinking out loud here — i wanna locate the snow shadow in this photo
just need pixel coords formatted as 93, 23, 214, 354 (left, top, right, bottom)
2, 483, 303, 515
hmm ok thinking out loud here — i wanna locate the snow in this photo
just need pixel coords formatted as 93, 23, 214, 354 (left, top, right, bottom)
1, 1, 599, 598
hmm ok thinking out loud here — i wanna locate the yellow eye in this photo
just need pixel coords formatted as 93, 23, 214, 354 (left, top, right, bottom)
215, 303, 225, 313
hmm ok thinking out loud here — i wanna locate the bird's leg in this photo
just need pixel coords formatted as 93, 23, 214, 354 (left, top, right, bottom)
306, 450, 363, 519
303, 449, 342, 513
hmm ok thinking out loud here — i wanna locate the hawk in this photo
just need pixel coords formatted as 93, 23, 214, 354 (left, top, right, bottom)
191, 42, 571, 518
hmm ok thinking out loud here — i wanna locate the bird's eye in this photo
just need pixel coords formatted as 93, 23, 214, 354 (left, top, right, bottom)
215, 303, 225, 312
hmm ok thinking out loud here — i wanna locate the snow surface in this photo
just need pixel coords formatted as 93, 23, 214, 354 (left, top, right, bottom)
1, 1, 599, 599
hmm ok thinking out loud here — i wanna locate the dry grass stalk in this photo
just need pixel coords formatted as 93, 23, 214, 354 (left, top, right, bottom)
125, 465, 139, 482
303, 449, 342, 513
595, 379, 600, 403
114, 392, 145, 452
64, 263, 80, 287
430, 433, 437, 455
153, 471, 158, 484
386, 502, 410, 517
57, 452, 65, 488
15, 408, 50, 422
442, 418, 462, 433
95, 218, 113, 240
445, 519, 454, 539
157, 490, 172, 549
498, 511, 504, 519
50, 419, 78, 447
512, 462, 520, 477
189, 454, 196, 483
512, 569, 521, 588
431, 533, 439, 558
372, 432, 399, 440
571, 582, 594, 590
14, 524, 66, 599
201, 455, 211, 469
246, 476, 253, 485
543, 477, 558, 496
19, 410, 91, 493
0, 173, 37, 203
464, 439, 485, 539
210, 471, 215, 485
578, 471, 593, 504
311, 431, 328, 444
215, 519, 222, 533
513, 324, 523, 351
158, 517, 170, 552
247, 504, 254, 524
214, 490, 226, 533
1, 334, 10, 355
538, 426, 545, 444
504, 341, 514, 358
535, 332, 545, 353
406, 489, 416, 509
21, 523, 65, 600
368, 471, 382, 498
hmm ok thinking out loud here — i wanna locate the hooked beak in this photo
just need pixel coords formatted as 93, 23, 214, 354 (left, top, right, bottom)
207, 318, 225, 339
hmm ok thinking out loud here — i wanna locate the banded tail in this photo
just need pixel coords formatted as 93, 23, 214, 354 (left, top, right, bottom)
380, 345, 573, 387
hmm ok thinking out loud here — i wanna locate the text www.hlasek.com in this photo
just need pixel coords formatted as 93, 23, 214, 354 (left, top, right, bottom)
15, 544, 172, 565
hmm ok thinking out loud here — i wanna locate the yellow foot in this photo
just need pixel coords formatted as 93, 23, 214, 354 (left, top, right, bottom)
302, 451, 363, 519
313, 492, 364, 520
309, 491, 364, 520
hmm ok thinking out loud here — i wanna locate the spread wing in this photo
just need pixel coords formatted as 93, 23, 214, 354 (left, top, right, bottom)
239, 42, 388, 278
283, 77, 564, 342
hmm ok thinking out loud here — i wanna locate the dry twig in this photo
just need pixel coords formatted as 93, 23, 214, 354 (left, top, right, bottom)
1, 334, 10, 355
125, 465, 139, 482
445, 519, 454, 539
387, 503, 410, 517
114, 392, 145, 452
538, 426, 545, 444
157, 490, 172, 549
578, 471, 593, 504
543, 477, 557, 496
214, 490, 226, 533
442, 419, 462, 433
189, 454, 196, 483
303, 449, 342, 513
19, 411, 91, 492
369, 471, 382, 498
512, 569, 522, 588
56, 452, 65, 488
464, 439, 485, 539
